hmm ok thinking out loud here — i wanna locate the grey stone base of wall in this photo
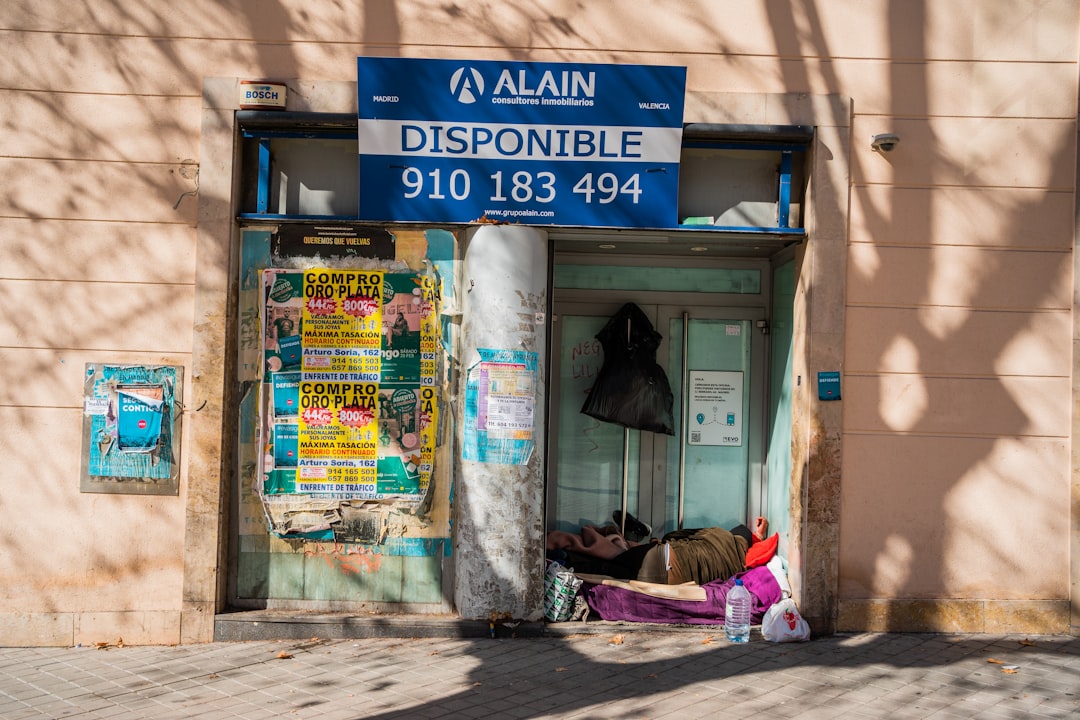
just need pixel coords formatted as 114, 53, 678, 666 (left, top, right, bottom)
213, 611, 540, 641
836, 599, 1071, 634
213, 611, 748, 641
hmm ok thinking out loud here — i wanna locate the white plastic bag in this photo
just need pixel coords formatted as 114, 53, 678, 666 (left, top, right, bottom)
761, 598, 810, 642
543, 560, 582, 622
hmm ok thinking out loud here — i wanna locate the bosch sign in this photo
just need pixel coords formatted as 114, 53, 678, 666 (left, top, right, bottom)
239, 81, 287, 110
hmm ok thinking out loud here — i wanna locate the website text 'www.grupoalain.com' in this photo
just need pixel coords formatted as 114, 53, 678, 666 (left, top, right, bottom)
482, 208, 556, 219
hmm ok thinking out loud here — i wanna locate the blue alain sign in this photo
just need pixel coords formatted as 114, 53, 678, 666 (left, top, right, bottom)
357, 57, 686, 228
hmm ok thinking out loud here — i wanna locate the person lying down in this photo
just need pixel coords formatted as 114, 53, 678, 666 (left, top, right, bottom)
547, 517, 769, 588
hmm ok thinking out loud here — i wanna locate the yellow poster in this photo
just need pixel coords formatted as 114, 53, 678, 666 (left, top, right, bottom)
296, 381, 379, 494
261, 268, 442, 500
417, 385, 438, 488
301, 270, 383, 382
418, 275, 439, 384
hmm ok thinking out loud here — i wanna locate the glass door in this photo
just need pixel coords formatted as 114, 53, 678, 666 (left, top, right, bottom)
654, 308, 765, 535
547, 303, 648, 533
547, 302, 765, 537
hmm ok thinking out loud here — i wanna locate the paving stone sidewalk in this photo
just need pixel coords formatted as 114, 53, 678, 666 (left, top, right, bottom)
0, 632, 1077, 719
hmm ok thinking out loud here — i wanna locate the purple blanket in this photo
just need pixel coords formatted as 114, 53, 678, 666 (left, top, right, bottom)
582, 566, 781, 625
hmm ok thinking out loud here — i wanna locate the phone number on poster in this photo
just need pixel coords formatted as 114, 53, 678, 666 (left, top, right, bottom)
399, 168, 645, 205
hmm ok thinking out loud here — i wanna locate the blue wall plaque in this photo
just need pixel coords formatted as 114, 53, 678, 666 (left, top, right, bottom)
817, 371, 841, 401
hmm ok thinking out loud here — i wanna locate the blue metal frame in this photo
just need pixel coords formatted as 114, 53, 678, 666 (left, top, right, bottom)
778, 150, 793, 229
241, 129, 355, 140
235, 213, 807, 236
256, 138, 271, 215
239, 130, 807, 235
680, 140, 807, 153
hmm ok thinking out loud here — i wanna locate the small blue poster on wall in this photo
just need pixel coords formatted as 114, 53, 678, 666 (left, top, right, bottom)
115, 388, 165, 452
272, 371, 301, 418
273, 424, 299, 467
817, 371, 841, 401
278, 333, 303, 368
81, 364, 183, 495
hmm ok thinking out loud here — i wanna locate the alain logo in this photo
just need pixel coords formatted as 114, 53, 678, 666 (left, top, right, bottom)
449, 67, 485, 104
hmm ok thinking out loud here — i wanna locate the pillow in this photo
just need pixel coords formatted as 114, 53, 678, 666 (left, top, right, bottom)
744, 532, 779, 568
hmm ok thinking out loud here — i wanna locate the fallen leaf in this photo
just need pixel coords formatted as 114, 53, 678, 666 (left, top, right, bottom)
1019, 639, 1036, 647
987, 658, 1005, 664
555, 667, 567, 672
428, 651, 439, 656
701, 636, 714, 645
609, 634, 624, 645
116, 637, 124, 648
1002, 668, 1018, 674
276, 651, 294, 659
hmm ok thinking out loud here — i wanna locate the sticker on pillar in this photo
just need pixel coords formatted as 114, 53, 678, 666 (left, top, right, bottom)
463, 348, 537, 465
80, 364, 183, 495
817, 371, 841, 401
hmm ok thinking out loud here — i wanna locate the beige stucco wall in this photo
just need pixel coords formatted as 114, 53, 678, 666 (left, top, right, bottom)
0, 0, 1075, 643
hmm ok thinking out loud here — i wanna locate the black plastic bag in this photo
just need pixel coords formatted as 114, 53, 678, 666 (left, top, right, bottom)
580, 303, 675, 435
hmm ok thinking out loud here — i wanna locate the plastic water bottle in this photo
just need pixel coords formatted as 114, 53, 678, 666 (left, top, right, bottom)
724, 579, 752, 643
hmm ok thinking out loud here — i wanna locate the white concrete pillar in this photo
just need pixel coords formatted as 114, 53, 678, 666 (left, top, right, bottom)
454, 225, 548, 620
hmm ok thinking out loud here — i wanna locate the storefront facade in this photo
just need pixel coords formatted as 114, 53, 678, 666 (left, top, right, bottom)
219, 77, 824, 625
1, 1, 1076, 645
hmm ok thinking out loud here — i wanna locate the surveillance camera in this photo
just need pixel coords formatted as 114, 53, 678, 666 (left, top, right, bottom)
871, 133, 900, 152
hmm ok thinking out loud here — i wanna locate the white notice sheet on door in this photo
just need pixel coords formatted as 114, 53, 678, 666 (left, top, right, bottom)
687, 370, 743, 446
